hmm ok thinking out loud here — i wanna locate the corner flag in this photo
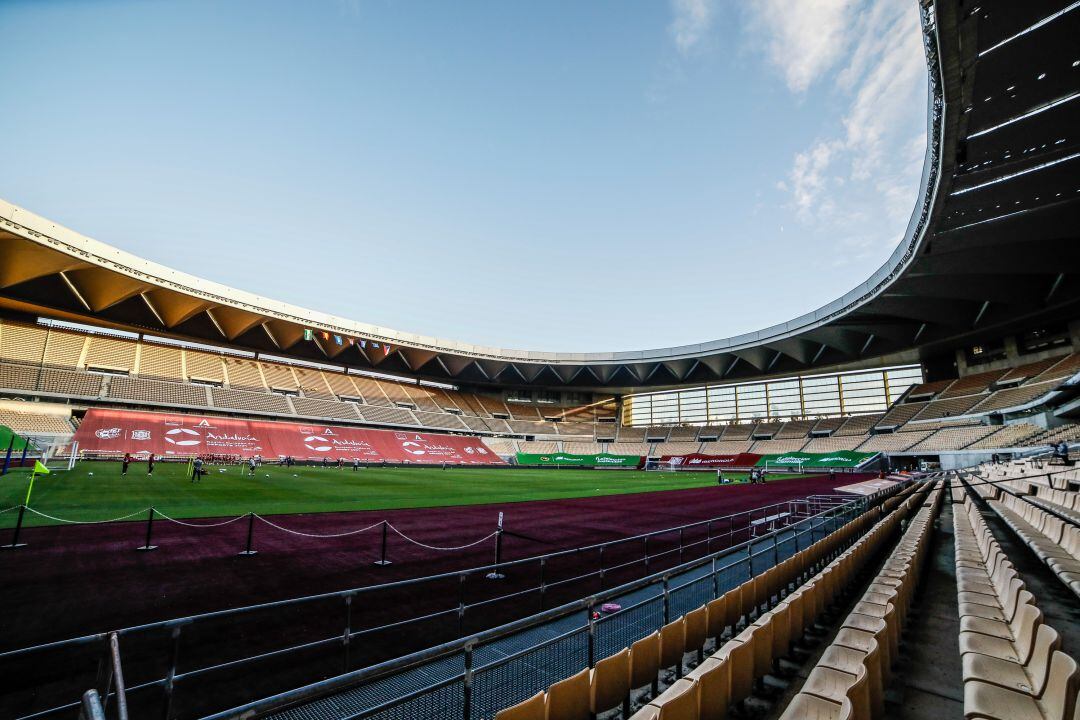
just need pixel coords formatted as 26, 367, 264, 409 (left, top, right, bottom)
33, 461, 50, 475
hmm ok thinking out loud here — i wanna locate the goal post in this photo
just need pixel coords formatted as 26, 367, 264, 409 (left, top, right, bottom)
764, 459, 804, 474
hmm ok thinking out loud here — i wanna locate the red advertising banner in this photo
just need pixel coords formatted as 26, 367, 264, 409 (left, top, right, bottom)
656, 453, 762, 470
73, 409, 505, 464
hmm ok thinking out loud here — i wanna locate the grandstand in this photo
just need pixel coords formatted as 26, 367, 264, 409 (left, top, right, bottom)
1, 0, 1080, 718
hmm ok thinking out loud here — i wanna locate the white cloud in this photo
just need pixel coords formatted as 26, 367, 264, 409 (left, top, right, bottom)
754, 0, 928, 254
744, 0, 859, 92
669, 0, 715, 56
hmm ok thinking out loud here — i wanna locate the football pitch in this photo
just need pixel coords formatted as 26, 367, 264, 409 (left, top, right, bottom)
0, 461, 809, 527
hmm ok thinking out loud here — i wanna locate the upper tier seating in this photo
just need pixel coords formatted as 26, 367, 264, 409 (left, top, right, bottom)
939, 369, 1008, 398
971, 382, 1061, 414
802, 435, 867, 452
1033, 353, 1080, 384
617, 426, 648, 443
750, 438, 808, 454
908, 425, 999, 452
875, 403, 927, 429
667, 426, 702, 441
356, 404, 418, 427
856, 430, 933, 452
108, 376, 209, 407
0, 408, 74, 435
652, 442, 703, 456
720, 423, 756, 440
810, 416, 847, 435
0, 322, 48, 364
184, 351, 225, 383
211, 387, 289, 415
608, 442, 650, 456
911, 394, 987, 421
775, 420, 816, 438
836, 414, 884, 436
224, 358, 266, 392
290, 397, 362, 421
968, 424, 1042, 450
84, 335, 137, 372
137, 343, 184, 382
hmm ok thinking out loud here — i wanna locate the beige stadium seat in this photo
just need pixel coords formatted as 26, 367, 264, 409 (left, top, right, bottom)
685, 655, 729, 720
630, 631, 662, 696
659, 618, 687, 679
801, 662, 870, 720
963, 624, 1060, 694
959, 604, 1042, 666
544, 667, 589, 720
716, 633, 755, 704
629, 678, 699, 720
495, 690, 545, 720
829, 630, 884, 718
962, 651, 1078, 720
684, 606, 708, 663
778, 694, 855, 720
590, 648, 630, 717
705, 595, 728, 643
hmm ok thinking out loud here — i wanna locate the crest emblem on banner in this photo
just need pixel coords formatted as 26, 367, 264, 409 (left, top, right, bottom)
96, 428, 121, 439
130, 430, 151, 441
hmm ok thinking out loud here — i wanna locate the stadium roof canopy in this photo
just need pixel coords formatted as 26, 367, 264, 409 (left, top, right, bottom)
1, 0, 1078, 391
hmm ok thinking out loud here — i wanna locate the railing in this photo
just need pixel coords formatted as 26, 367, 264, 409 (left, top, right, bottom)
2, 486, 901, 720
202, 489, 893, 720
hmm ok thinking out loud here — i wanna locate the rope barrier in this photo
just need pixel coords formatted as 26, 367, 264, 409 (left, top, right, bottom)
23, 507, 151, 525
253, 514, 385, 539
0, 505, 20, 515
153, 510, 249, 528
386, 522, 498, 551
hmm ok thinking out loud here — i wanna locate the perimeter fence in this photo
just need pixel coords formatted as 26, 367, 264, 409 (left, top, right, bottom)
0, 482, 908, 720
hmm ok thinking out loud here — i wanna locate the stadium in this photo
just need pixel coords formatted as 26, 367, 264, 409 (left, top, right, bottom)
1, 1, 1079, 720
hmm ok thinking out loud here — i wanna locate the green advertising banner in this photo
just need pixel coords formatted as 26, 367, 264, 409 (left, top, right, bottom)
755, 451, 877, 469
515, 452, 642, 467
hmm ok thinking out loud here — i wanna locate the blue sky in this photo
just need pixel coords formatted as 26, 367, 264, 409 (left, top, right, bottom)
0, 0, 927, 353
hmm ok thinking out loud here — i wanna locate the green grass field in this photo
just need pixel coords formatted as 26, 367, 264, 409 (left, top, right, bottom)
0, 461, 800, 527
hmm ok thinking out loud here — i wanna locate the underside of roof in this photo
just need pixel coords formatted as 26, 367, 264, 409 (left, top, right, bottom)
1, 0, 1078, 391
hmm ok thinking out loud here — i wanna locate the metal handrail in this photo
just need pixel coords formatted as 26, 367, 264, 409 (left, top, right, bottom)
7, 485, 901, 720
201, 491, 892, 720
0, 496, 814, 660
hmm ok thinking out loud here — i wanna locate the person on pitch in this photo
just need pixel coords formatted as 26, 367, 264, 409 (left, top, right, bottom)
192, 457, 204, 483
248, 456, 257, 476
147, 453, 155, 477
122, 452, 131, 476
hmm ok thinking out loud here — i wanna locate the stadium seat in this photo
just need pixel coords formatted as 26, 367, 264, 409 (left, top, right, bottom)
683, 606, 708, 663
631, 631, 662, 696
544, 667, 590, 720
829, 631, 884, 718
684, 656, 729, 720
777, 694, 854, 720
495, 690, 546, 720
959, 604, 1042, 666
717, 633, 755, 705
590, 647, 630, 717
801, 662, 870, 720
962, 651, 1078, 720
962, 624, 1060, 694
630, 678, 699, 720
705, 595, 727, 643
659, 618, 687, 679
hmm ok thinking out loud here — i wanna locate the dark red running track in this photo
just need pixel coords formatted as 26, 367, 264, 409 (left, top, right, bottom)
0, 473, 858, 719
